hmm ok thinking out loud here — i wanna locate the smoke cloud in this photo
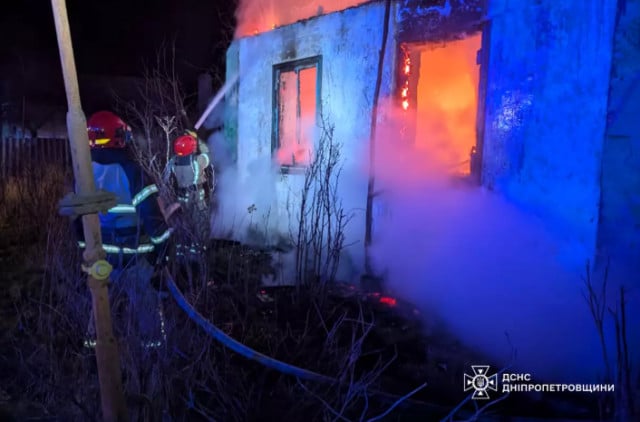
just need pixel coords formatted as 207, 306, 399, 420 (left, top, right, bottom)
207, 92, 638, 382
368, 100, 638, 383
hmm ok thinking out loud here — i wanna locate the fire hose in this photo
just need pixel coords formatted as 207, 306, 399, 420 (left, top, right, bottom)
162, 267, 430, 419
162, 267, 335, 383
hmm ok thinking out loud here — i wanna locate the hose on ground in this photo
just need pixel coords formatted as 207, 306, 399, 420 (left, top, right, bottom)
163, 267, 335, 384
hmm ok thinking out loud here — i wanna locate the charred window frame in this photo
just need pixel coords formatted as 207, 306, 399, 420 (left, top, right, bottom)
272, 56, 322, 174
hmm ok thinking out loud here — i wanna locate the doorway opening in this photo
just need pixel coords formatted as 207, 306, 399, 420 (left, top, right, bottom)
398, 32, 484, 178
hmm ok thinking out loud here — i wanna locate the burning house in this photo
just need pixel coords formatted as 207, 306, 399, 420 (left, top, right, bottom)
218, 0, 639, 285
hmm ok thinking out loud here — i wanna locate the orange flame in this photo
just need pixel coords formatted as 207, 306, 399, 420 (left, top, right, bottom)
235, 0, 370, 38
413, 34, 481, 174
403, 55, 411, 75
275, 66, 317, 167
400, 51, 411, 111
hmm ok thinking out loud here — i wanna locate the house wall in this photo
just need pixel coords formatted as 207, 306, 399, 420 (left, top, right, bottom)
223, 1, 397, 276
598, 1, 640, 277
396, 0, 484, 43
481, 0, 618, 269
223, 41, 240, 165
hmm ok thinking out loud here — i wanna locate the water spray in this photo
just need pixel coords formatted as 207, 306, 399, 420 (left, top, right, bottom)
194, 72, 240, 131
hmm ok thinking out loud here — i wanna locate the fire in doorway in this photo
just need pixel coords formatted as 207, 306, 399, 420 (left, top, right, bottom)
397, 33, 483, 178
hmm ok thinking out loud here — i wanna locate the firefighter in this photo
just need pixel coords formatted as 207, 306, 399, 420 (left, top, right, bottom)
165, 130, 213, 212
78, 110, 179, 348
163, 130, 213, 263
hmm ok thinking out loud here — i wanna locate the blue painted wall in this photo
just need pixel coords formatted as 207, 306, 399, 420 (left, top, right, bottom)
481, 0, 618, 270
598, 1, 640, 279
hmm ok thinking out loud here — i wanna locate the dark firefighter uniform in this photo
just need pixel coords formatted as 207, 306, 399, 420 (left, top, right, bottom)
76, 111, 174, 264
77, 110, 177, 348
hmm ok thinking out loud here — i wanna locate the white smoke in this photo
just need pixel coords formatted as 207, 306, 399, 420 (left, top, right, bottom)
205, 90, 640, 383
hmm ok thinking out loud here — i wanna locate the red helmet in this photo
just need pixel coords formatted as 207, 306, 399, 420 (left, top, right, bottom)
87, 111, 131, 149
173, 133, 197, 156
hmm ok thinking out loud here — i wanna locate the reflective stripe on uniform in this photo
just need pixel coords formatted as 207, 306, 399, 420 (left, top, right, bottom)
192, 160, 200, 185
108, 204, 137, 214
104, 184, 158, 214
102, 244, 122, 254
200, 153, 210, 169
78, 241, 156, 254
122, 244, 155, 254
151, 228, 172, 245
132, 184, 159, 207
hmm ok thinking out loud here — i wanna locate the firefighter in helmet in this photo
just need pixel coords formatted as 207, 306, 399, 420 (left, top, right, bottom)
165, 130, 213, 210
164, 130, 213, 262
77, 110, 179, 348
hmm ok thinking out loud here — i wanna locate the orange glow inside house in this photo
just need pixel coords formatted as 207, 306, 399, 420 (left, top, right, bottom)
276, 66, 317, 166
235, 0, 370, 37
411, 34, 482, 175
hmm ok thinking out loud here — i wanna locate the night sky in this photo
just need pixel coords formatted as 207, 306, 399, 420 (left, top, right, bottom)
1, 0, 237, 111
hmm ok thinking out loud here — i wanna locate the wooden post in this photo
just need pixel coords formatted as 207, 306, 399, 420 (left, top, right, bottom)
50, 1, 128, 420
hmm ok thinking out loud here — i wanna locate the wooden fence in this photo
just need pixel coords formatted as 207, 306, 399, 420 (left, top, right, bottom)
1, 137, 72, 180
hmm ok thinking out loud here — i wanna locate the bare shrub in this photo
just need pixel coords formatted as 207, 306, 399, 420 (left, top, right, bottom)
115, 41, 192, 205
288, 116, 354, 291
117, 40, 192, 167
114, 42, 214, 286
1, 165, 98, 421
582, 260, 638, 421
